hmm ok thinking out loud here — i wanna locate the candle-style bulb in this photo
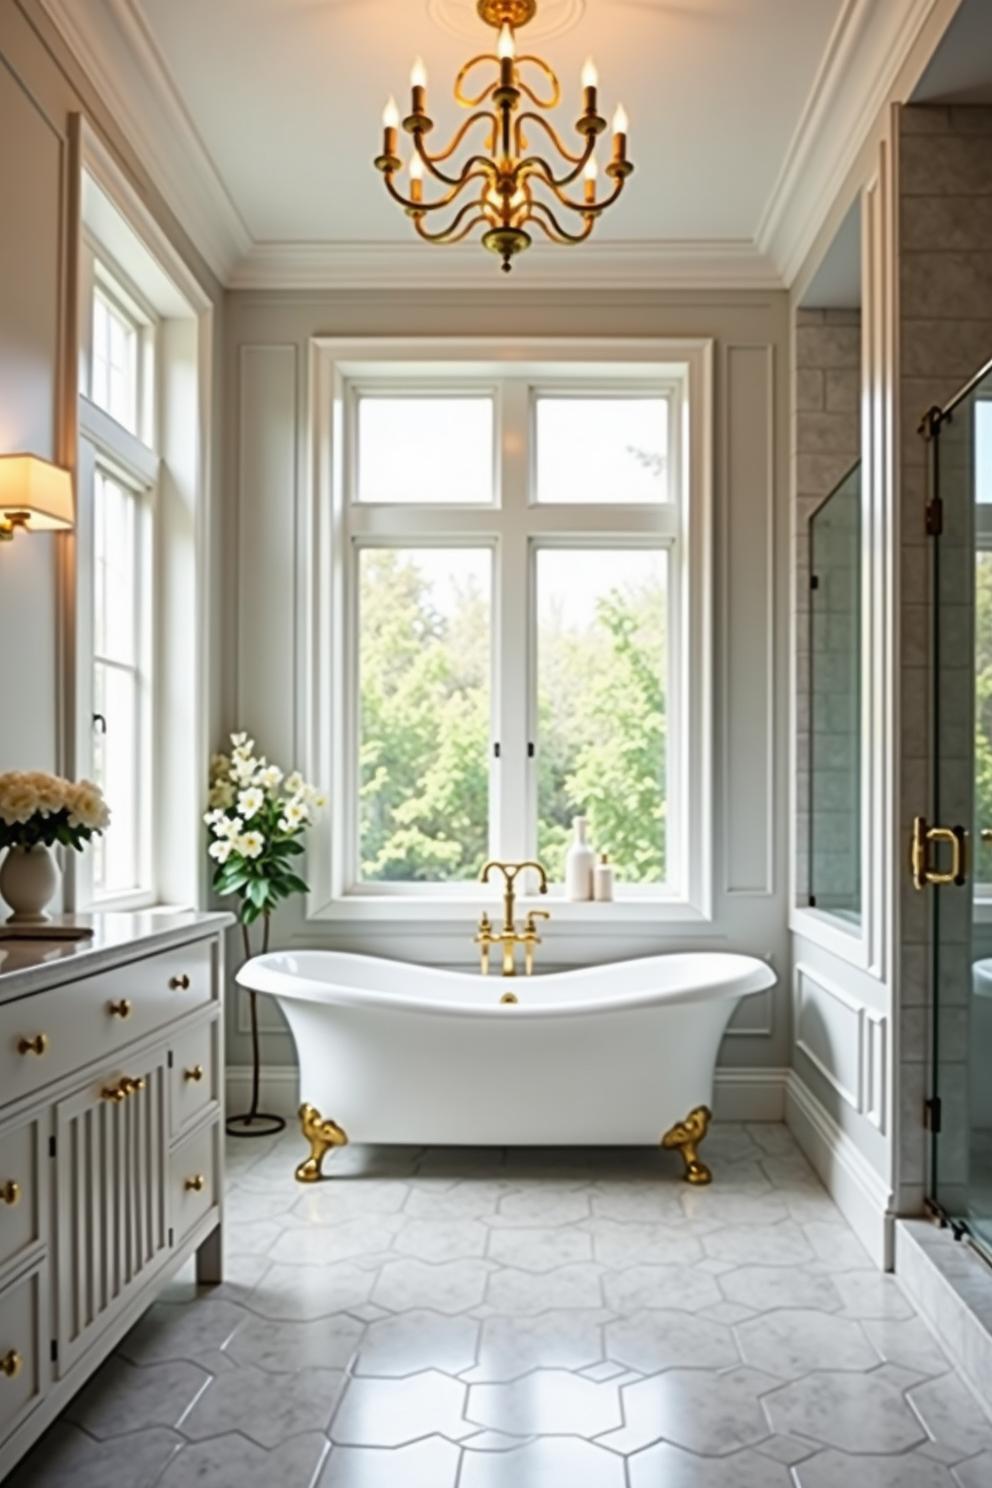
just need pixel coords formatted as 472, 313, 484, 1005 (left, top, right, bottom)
582, 57, 598, 89
383, 96, 399, 129
410, 56, 427, 89
497, 22, 515, 59
409, 153, 424, 181
613, 103, 629, 136
584, 155, 598, 181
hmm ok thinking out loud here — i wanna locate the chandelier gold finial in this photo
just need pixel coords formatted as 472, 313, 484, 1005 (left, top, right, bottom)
374, 0, 633, 272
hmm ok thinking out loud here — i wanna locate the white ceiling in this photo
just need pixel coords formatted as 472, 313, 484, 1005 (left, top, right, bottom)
134, 0, 843, 244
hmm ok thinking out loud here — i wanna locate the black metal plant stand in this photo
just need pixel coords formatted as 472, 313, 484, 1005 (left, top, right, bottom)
226, 915, 286, 1137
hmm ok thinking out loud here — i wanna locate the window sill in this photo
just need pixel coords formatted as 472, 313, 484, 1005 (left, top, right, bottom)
308, 893, 712, 930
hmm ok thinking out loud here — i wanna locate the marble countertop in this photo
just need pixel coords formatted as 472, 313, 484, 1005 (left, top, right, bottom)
0, 910, 234, 1004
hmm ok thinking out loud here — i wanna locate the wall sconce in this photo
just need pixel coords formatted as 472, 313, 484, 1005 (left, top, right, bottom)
0, 454, 74, 542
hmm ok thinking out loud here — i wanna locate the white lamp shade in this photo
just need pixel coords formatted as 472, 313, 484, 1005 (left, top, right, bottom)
0, 454, 74, 532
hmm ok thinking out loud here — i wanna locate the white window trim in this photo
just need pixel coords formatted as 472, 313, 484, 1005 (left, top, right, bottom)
304, 336, 714, 928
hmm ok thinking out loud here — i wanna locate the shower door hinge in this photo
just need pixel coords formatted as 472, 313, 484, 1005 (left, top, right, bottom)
810, 574, 819, 591
925, 496, 943, 537
50, 1339, 58, 1364
48, 1135, 56, 1158
924, 1097, 942, 1134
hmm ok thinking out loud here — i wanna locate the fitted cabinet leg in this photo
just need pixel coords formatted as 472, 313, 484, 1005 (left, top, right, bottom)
195, 1222, 223, 1285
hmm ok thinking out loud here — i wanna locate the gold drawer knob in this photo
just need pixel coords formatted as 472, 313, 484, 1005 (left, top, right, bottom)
184, 1173, 206, 1193
17, 1034, 48, 1057
108, 998, 132, 1019
169, 974, 191, 991
183, 1064, 204, 1084
1, 1181, 21, 1207
123, 1075, 146, 1095
0, 1350, 22, 1380
102, 1075, 145, 1102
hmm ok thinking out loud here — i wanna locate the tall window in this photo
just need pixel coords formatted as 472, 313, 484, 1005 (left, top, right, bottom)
79, 254, 157, 905
321, 352, 710, 911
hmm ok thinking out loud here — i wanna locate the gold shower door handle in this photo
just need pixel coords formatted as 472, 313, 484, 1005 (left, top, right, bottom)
911, 816, 967, 890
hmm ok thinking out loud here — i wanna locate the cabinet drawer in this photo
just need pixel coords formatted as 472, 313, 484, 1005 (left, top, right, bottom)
171, 1121, 219, 1249
171, 1019, 218, 1137
0, 1265, 45, 1442
0, 1115, 43, 1278
0, 939, 215, 1104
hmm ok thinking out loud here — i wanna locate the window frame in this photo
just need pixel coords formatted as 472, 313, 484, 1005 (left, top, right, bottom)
306, 337, 714, 926
75, 247, 160, 912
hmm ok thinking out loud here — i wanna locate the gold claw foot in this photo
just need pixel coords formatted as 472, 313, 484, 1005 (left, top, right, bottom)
295, 1103, 348, 1183
661, 1104, 713, 1185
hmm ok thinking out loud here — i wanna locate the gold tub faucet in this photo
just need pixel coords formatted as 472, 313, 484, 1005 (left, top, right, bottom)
477, 859, 550, 977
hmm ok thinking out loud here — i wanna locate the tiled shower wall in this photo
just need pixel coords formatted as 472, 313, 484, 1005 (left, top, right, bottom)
896, 103, 992, 1212
794, 309, 861, 907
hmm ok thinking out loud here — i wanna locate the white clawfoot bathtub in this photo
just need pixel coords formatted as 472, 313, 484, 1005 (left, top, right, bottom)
237, 949, 776, 1184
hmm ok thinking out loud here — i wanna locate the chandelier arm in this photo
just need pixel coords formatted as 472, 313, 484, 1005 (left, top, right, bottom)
454, 54, 500, 107
514, 56, 561, 109
413, 135, 497, 188
513, 112, 588, 168
532, 170, 628, 216
425, 111, 498, 164
383, 168, 490, 215
528, 200, 596, 244
414, 207, 489, 245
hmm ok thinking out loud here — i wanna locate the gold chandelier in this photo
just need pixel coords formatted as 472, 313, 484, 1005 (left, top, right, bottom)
374, 0, 634, 273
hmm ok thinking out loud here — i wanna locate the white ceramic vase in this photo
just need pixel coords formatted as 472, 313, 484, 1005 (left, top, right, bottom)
0, 843, 60, 923
564, 816, 595, 901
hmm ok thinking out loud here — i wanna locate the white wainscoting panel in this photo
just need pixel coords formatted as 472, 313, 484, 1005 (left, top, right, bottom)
722, 343, 775, 897
795, 962, 865, 1112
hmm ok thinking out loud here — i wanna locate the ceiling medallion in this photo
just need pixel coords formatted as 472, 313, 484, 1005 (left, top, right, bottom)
375, 0, 633, 273
427, 0, 586, 41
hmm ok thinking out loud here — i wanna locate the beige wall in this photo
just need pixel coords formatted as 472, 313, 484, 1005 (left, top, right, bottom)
222, 288, 793, 1075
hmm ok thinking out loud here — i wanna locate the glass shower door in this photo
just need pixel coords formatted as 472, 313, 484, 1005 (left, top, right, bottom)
929, 362, 992, 1259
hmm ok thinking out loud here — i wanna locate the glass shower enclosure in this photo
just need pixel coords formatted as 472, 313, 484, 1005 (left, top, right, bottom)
926, 360, 992, 1262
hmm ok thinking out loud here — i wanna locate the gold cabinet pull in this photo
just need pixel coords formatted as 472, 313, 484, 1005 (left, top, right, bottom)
17, 1034, 48, 1057
184, 1173, 206, 1193
1, 1181, 21, 1206
910, 816, 968, 890
169, 973, 191, 991
123, 1075, 146, 1095
108, 998, 132, 1019
101, 1075, 145, 1102
183, 1064, 204, 1084
0, 1350, 21, 1380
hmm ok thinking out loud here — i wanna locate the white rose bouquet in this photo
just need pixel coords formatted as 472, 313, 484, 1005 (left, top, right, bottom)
0, 771, 110, 852
205, 732, 325, 939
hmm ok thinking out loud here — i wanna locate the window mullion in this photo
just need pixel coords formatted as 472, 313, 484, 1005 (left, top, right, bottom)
495, 380, 532, 862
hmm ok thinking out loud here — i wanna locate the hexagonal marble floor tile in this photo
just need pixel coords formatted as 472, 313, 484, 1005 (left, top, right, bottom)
465, 1309, 611, 1381
793, 1447, 963, 1488
392, 1218, 489, 1261
720, 1264, 844, 1314
861, 1317, 952, 1378
628, 1442, 793, 1487
372, 1257, 492, 1313
486, 1225, 593, 1271
489, 1188, 593, 1227
486, 1262, 605, 1313
224, 1311, 364, 1373
736, 1308, 880, 1379
680, 1191, 791, 1227
466, 1370, 623, 1437
5, 1423, 182, 1488
603, 1262, 722, 1314
267, 1215, 405, 1265
331, 1370, 474, 1446
291, 1180, 411, 1223
600, 1365, 778, 1456
118, 1298, 248, 1368
65, 1357, 211, 1439
606, 1309, 739, 1374
246, 1260, 374, 1319
583, 1217, 704, 1267
158, 1430, 330, 1488
353, 1309, 480, 1376
460, 1437, 627, 1487
317, 1436, 461, 1487
701, 1221, 816, 1267
178, 1362, 344, 1447
907, 1373, 992, 1459
764, 1370, 928, 1453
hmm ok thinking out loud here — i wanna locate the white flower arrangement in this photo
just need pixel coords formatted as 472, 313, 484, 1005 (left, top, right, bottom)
0, 771, 110, 851
205, 733, 325, 927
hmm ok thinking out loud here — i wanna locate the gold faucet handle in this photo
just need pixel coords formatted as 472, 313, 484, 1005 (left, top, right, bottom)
524, 909, 551, 936
475, 911, 493, 940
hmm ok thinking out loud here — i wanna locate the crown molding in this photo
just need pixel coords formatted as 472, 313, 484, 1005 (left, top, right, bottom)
38, 0, 251, 282
228, 239, 784, 292
756, 0, 949, 285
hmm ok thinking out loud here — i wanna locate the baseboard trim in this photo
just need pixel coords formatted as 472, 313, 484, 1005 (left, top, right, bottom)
784, 1070, 893, 1268
225, 1065, 789, 1127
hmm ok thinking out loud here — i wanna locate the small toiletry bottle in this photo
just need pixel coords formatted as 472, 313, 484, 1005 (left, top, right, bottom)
594, 852, 615, 903
565, 816, 595, 901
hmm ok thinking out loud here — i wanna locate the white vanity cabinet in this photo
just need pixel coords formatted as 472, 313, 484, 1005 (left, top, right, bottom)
0, 912, 230, 1479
